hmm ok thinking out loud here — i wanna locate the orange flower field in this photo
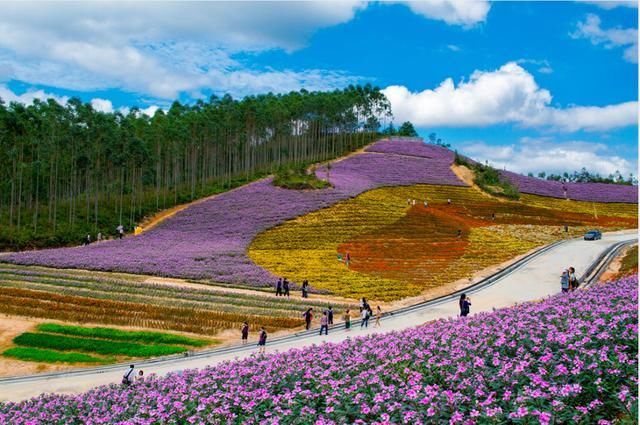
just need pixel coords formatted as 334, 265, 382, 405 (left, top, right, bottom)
249, 184, 636, 301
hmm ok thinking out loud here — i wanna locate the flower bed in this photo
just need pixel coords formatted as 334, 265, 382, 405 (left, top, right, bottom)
2, 276, 636, 424
250, 184, 637, 300
1, 142, 464, 287
500, 170, 638, 203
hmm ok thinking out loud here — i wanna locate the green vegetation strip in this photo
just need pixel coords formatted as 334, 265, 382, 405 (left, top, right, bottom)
14, 333, 186, 357
37, 323, 209, 347
3, 347, 111, 364
619, 245, 638, 275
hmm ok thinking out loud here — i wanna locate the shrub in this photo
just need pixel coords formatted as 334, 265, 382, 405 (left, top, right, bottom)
2, 347, 111, 364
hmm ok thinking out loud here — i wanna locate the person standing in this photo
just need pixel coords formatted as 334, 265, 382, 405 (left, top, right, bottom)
447, 198, 451, 205
97, 232, 103, 242
568, 267, 578, 291
84, 234, 91, 246
282, 278, 290, 298
327, 306, 334, 325
319, 312, 329, 336
343, 309, 351, 331
241, 322, 249, 344
459, 294, 471, 317
136, 370, 144, 382
275, 278, 282, 297
257, 327, 267, 354
116, 224, 124, 239
361, 308, 370, 328
122, 365, 135, 386
457, 229, 462, 239
423, 200, 428, 208
560, 270, 570, 293
374, 306, 382, 327
345, 252, 351, 268
301, 280, 309, 298
303, 308, 313, 330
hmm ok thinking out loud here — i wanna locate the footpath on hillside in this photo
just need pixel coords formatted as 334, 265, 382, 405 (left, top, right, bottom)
0, 230, 635, 402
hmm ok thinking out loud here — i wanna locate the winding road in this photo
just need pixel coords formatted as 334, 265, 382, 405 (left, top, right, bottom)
0, 230, 635, 403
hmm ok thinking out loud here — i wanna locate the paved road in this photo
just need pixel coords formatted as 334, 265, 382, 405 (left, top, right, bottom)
0, 230, 635, 402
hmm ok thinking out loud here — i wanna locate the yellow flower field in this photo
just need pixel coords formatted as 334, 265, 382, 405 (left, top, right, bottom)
249, 185, 636, 301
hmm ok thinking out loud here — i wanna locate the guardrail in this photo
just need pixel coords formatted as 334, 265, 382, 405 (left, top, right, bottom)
580, 239, 636, 287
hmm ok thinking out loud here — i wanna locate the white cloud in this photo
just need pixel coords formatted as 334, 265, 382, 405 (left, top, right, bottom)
570, 14, 638, 63
0, 1, 492, 100
403, 1, 490, 26
382, 61, 637, 132
460, 138, 636, 176
577, 1, 638, 10
0, 84, 68, 105
90, 98, 113, 113
447, 44, 461, 52
516, 58, 553, 74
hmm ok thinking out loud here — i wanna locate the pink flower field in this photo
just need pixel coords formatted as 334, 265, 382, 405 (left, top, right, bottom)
2, 276, 636, 424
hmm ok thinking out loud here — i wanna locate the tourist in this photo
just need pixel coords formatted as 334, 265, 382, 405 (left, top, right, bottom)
327, 306, 334, 325
361, 307, 370, 328
374, 306, 382, 327
343, 309, 351, 331
345, 252, 351, 267
84, 234, 91, 246
241, 322, 249, 344
319, 312, 329, 336
459, 294, 471, 317
283, 278, 290, 298
136, 370, 144, 382
491, 213, 496, 221
568, 267, 578, 291
116, 224, 124, 239
97, 232, 103, 242
407, 198, 411, 206
301, 279, 309, 298
303, 308, 313, 330
423, 200, 428, 207
258, 327, 267, 354
560, 270, 570, 293
412, 199, 416, 206
564, 224, 569, 233
457, 229, 462, 239
359, 297, 367, 312
122, 365, 135, 386
275, 278, 282, 297
447, 198, 451, 205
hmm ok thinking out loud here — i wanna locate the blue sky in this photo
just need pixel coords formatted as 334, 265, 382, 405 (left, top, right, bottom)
0, 1, 637, 176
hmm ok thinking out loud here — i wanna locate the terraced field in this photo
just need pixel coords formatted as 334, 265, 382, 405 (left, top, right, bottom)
0, 264, 356, 335
249, 184, 637, 300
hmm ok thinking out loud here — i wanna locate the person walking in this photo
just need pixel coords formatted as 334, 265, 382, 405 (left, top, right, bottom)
257, 327, 267, 354
374, 306, 382, 327
568, 267, 578, 291
343, 309, 351, 331
282, 278, 290, 298
303, 308, 313, 330
319, 312, 329, 336
122, 364, 135, 386
560, 270, 570, 293
275, 278, 282, 297
301, 279, 309, 298
241, 322, 249, 345
327, 306, 334, 325
97, 232, 103, 242
345, 252, 351, 268
361, 307, 370, 329
116, 224, 124, 239
459, 294, 471, 317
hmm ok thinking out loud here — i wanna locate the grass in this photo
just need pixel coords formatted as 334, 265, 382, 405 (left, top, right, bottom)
37, 323, 209, 347
272, 166, 332, 190
3, 347, 111, 364
618, 245, 638, 276
13, 333, 187, 357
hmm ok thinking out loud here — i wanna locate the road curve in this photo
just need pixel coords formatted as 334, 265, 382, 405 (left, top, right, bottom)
0, 230, 636, 403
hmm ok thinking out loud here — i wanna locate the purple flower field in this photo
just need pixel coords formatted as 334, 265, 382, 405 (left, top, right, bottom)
2, 276, 636, 424
500, 170, 638, 203
1, 141, 464, 286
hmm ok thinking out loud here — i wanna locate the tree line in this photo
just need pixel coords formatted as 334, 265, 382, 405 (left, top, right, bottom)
0, 85, 391, 250
530, 168, 636, 186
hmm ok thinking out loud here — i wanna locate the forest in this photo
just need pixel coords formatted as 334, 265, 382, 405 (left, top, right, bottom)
0, 85, 391, 250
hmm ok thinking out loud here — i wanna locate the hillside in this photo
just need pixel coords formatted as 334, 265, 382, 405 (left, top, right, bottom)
1, 139, 637, 298
1, 276, 636, 424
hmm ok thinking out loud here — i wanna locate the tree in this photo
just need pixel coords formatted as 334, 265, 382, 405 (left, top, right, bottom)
397, 121, 418, 137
